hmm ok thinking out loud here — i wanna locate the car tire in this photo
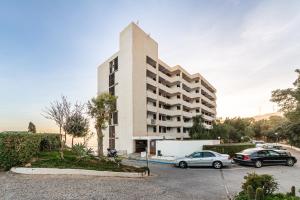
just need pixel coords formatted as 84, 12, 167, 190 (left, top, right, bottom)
254, 160, 262, 168
286, 158, 295, 167
213, 161, 223, 169
179, 161, 187, 169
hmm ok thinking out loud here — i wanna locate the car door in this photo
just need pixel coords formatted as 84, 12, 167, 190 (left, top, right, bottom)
267, 150, 287, 165
256, 150, 268, 164
200, 152, 216, 166
188, 152, 203, 166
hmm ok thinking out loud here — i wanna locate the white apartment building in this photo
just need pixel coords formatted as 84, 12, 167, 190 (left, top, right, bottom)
98, 23, 216, 155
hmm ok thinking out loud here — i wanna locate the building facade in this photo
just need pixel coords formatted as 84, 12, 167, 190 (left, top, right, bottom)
98, 23, 217, 155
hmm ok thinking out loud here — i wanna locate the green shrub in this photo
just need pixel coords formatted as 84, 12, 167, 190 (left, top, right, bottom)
255, 188, 264, 200
71, 143, 93, 160
242, 172, 278, 196
203, 143, 255, 157
0, 132, 60, 170
39, 133, 61, 151
0, 132, 41, 170
247, 185, 255, 200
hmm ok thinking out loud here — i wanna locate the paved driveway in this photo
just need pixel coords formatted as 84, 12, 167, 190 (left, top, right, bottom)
1, 148, 300, 200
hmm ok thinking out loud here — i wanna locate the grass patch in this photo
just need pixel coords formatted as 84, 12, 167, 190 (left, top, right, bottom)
29, 150, 145, 173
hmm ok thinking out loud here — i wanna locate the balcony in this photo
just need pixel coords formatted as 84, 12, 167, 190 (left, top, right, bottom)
146, 90, 157, 100
202, 114, 214, 122
147, 104, 157, 113
146, 77, 157, 87
158, 120, 181, 127
201, 86, 216, 99
147, 118, 157, 125
200, 104, 216, 114
157, 95, 181, 106
158, 108, 182, 116
201, 94, 216, 106
146, 63, 157, 74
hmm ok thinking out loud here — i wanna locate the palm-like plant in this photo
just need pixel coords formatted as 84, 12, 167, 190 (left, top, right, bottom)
87, 93, 117, 156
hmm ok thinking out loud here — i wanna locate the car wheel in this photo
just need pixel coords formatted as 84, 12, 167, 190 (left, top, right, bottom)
286, 158, 295, 167
213, 161, 223, 169
179, 161, 187, 169
254, 160, 262, 168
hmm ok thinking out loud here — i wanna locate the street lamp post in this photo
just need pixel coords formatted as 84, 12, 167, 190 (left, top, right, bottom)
275, 132, 279, 145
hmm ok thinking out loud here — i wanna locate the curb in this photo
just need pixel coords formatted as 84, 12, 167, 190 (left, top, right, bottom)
129, 158, 175, 165
10, 167, 147, 178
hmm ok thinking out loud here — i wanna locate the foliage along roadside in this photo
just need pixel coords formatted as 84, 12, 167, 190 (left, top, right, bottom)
0, 132, 60, 170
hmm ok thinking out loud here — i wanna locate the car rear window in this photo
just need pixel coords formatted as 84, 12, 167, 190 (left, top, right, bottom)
241, 149, 257, 154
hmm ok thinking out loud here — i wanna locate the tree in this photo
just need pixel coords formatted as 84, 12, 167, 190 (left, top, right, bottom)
28, 122, 36, 133
189, 115, 209, 139
87, 93, 117, 156
271, 69, 300, 123
271, 69, 300, 146
43, 95, 71, 159
64, 103, 89, 147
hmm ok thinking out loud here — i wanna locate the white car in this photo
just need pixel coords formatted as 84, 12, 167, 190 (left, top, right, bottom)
175, 150, 232, 169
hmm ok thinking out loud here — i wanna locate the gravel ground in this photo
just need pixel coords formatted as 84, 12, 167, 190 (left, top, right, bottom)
1, 147, 300, 200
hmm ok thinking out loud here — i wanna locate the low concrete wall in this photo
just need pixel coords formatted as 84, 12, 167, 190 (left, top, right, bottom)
280, 143, 300, 152
156, 140, 220, 157
11, 167, 146, 178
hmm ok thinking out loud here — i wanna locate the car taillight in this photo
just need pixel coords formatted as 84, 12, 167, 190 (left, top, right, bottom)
243, 155, 250, 161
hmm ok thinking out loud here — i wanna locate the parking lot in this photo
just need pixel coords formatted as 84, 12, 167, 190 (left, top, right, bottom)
0, 147, 300, 200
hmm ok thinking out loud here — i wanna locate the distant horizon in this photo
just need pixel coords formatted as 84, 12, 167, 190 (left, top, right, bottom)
1, 0, 299, 132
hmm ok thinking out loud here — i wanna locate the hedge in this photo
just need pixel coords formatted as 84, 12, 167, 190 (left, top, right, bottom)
203, 143, 255, 157
0, 132, 60, 170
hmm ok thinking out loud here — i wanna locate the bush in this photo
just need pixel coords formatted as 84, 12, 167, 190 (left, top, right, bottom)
247, 185, 255, 200
0, 132, 60, 170
39, 133, 61, 151
255, 188, 264, 200
242, 172, 278, 196
203, 143, 255, 157
71, 143, 93, 160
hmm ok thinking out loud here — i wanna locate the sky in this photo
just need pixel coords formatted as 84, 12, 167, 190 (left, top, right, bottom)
0, 0, 300, 132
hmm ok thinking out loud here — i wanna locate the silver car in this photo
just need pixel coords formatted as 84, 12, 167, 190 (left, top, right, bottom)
175, 150, 232, 169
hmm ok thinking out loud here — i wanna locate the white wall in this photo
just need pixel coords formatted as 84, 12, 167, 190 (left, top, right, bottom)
156, 140, 220, 157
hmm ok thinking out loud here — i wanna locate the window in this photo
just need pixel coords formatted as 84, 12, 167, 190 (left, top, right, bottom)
177, 84, 180, 88
109, 126, 115, 149
257, 151, 267, 157
267, 150, 280, 157
109, 126, 115, 138
195, 80, 199, 83
202, 152, 215, 158
196, 90, 199, 93
113, 112, 118, 125
153, 114, 156, 120
196, 99, 199, 103
176, 73, 180, 77
109, 87, 115, 96
153, 126, 157, 133
153, 102, 156, 107
191, 152, 201, 158
177, 95, 180, 99
109, 73, 115, 86
196, 109, 199, 113
177, 117, 181, 121
177, 127, 181, 133
109, 138, 115, 149
177, 105, 181, 110
146, 56, 156, 68
109, 57, 118, 73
